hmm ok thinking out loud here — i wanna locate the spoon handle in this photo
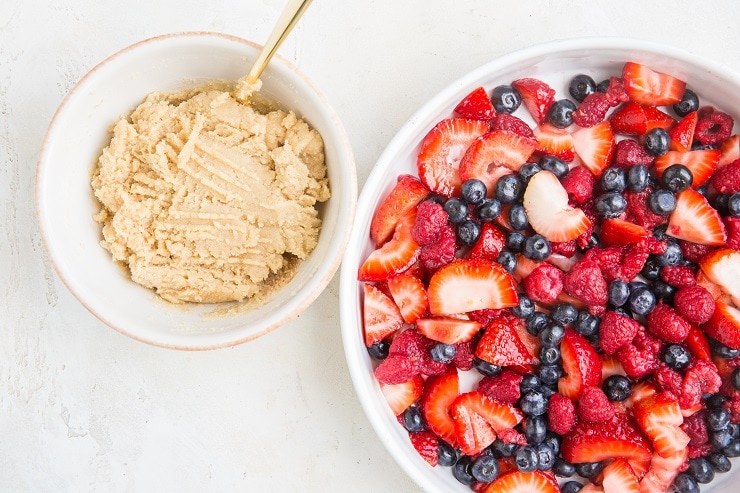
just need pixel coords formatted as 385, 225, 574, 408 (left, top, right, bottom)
246, 0, 314, 84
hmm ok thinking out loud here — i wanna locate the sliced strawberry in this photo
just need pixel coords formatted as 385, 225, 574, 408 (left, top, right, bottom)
623, 381, 659, 411
482, 470, 560, 493
387, 273, 427, 324
718, 134, 740, 167
638, 449, 688, 493
533, 123, 575, 162
609, 102, 674, 136
362, 283, 403, 346
704, 301, 740, 350
572, 121, 616, 177
642, 105, 676, 131
359, 212, 421, 282
622, 61, 686, 106
600, 218, 649, 246
558, 328, 602, 399
422, 367, 459, 446
417, 118, 489, 197
451, 391, 524, 455
416, 317, 482, 345
653, 149, 720, 188
602, 457, 639, 493
523, 170, 592, 242
696, 270, 730, 302
408, 430, 439, 466
699, 248, 740, 305
669, 111, 697, 152
380, 375, 424, 415
633, 393, 690, 457
511, 78, 556, 125
600, 353, 627, 382
454, 86, 496, 120
427, 259, 519, 315
469, 222, 506, 261
561, 413, 653, 478
459, 130, 537, 190
370, 174, 429, 245
684, 324, 712, 361
666, 188, 726, 246
476, 317, 538, 367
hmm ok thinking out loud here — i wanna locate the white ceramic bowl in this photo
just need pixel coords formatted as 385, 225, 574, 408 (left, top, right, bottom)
37, 32, 356, 350
340, 37, 740, 492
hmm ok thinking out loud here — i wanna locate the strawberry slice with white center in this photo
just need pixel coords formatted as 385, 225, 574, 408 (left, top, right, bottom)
602, 457, 639, 493
572, 121, 616, 177
622, 61, 687, 106
704, 301, 740, 350
633, 393, 690, 457
458, 130, 537, 190
450, 391, 524, 455
719, 134, 740, 167
600, 218, 649, 246
427, 259, 518, 315
370, 174, 429, 245
362, 283, 403, 346
533, 123, 575, 162
386, 273, 427, 324
417, 118, 490, 197
699, 248, 740, 305
638, 449, 688, 493
653, 149, 720, 188
379, 374, 424, 415
359, 211, 421, 282
422, 366, 459, 446
669, 111, 698, 152
666, 188, 727, 246
511, 77, 556, 125
558, 328, 602, 399
523, 170, 592, 242
416, 317, 481, 345
454, 86, 496, 120
482, 470, 561, 493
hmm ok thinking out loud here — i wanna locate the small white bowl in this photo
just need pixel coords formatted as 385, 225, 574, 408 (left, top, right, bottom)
37, 32, 356, 350
340, 38, 740, 492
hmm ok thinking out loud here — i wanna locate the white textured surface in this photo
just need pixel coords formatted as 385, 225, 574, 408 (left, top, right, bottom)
1, 0, 739, 491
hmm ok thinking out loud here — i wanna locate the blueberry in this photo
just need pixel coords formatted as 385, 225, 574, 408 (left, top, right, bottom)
548, 99, 577, 128
711, 339, 740, 359
575, 461, 604, 478
495, 174, 524, 203
723, 439, 740, 457
596, 79, 611, 93
687, 457, 715, 484
402, 405, 426, 432
540, 323, 565, 348
471, 455, 500, 483
601, 167, 627, 192
561, 480, 584, 493
673, 89, 700, 117
543, 432, 561, 455
639, 257, 660, 281
658, 241, 683, 267
457, 219, 481, 246
553, 458, 576, 477
711, 429, 733, 449
491, 438, 518, 458
519, 162, 542, 184
644, 128, 670, 157
444, 198, 468, 223
539, 364, 563, 386
648, 189, 677, 216
551, 303, 578, 326
477, 198, 502, 222
662, 164, 693, 193
608, 279, 630, 307
367, 340, 390, 360
514, 445, 539, 472
574, 311, 600, 336
628, 287, 656, 315
708, 408, 731, 432
536, 442, 556, 470
728, 193, 740, 217
508, 203, 529, 230
520, 374, 542, 393
461, 179, 487, 205
512, 294, 535, 319
437, 441, 458, 467
527, 312, 549, 336
539, 346, 561, 365
713, 193, 731, 216
627, 164, 650, 192
523, 234, 551, 261
491, 85, 522, 114
707, 452, 732, 473
520, 390, 547, 416
569, 74, 596, 102
525, 415, 548, 444
733, 367, 740, 390
496, 250, 517, 273
662, 344, 691, 371
653, 280, 676, 303
706, 394, 729, 409
603, 374, 632, 402
673, 473, 700, 493
430, 343, 457, 363
595, 192, 627, 218
473, 357, 502, 377
653, 223, 670, 241
453, 456, 476, 485
539, 155, 569, 178
506, 231, 526, 252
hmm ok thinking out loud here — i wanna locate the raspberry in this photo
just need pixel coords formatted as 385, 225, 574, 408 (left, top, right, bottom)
561, 165, 595, 205
547, 393, 577, 435
477, 369, 523, 405
647, 302, 691, 343
617, 327, 662, 378
377, 329, 448, 382
604, 76, 629, 105
654, 363, 683, 400
679, 240, 716, 263
614, 139, 655, 168
497, 428, 528, 445
680, 360, 722, 409
694, 110, 734, 145
452, 338, 476, 371
563, 259, 608, 307
411, 200, 449, 245
523, 263, 564, 304
551, 240, 577, 258
585, 242, 649, 283
674, 285, 715, 324
600, 311, 641, 355
724, 216, 740, 251
688, 444, 713, 459
572, 92, 611, 127
681, 410, 709, 447
420, 224, 456, 270
490, 113, 535, 138
575, 199, 597, 249
578, 386, 615, 423
660, 265, 696, 288
710, 158, 740, 194
624, 187, 667, 230
723, 393, 740, 423
644, 236, 668, 255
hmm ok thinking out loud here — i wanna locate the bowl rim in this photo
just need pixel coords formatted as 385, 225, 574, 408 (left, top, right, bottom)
36, 31, 357, 350
339, 35, 740, 492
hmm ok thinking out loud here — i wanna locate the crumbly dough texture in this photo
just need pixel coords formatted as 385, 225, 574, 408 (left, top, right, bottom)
91, 84, 330, 304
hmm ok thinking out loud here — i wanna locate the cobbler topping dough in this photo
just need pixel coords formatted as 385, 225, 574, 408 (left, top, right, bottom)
91, 85, 330, 304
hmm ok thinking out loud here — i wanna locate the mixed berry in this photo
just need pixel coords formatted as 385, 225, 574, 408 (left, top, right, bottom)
358, 61, 740, 493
